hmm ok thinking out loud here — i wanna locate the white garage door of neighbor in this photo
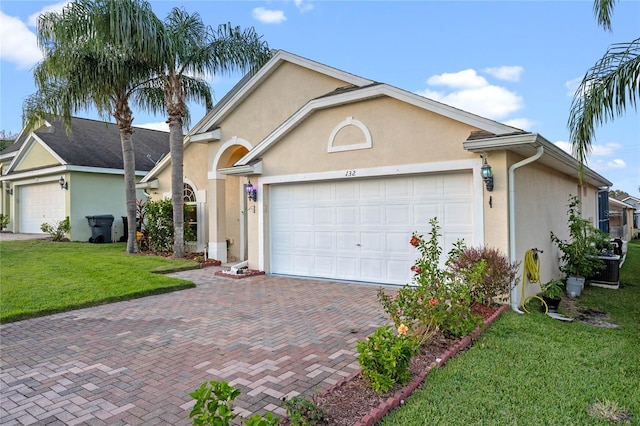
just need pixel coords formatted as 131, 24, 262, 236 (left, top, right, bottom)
19, 182, 66, 233
270, 172, 475, 285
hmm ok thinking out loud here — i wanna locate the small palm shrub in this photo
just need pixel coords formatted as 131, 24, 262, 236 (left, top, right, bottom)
40, 216, 70, 241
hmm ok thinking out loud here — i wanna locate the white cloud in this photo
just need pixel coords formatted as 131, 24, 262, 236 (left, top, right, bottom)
591, 142, 623, 157
554, 141, 573, 155
252, 7, 287, 24
502, 118, 535, 130
483, 66, 523, 82
0, 11, 42, 69
554, 140, 624, 157
294, 0, 314, 13
134, 122, 169, 132
427, 69, 487, 90
28, 1, 69, 27
418, 69, 524, 121
588, 158, 627, 172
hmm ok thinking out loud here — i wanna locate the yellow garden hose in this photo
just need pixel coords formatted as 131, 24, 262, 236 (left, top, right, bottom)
521, 249, 548, 314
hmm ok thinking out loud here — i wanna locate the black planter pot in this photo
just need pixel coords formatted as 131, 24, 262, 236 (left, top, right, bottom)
542, 296, 561, 313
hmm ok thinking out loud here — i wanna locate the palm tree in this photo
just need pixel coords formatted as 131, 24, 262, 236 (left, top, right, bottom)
568, 0, 639, 177
23, 0, 165, 254
142, 8, 270, 258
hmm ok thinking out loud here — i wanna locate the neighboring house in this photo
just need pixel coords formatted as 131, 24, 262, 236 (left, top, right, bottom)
608, 197, 635, 240
139, 50, 612, 307
620, 195, 640, 229
0, 117, 168, 242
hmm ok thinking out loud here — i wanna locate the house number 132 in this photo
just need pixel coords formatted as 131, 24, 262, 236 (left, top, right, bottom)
345, 170, 356, 177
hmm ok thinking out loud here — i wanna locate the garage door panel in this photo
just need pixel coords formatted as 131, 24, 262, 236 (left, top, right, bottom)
313, 183, 334, 201
336, 232, 357, 250
314, 256, 335, 276
360, 205, 384, 225
270, 172, 474, 284
414, 203, 441, 224
360, 180, 383, 199
293, 207, 313, 225
443, 173, 473, 194
387, 233, 412, 255
336, 207, 357, 225
314, 232, 334, 250
386, 204, 410, 225
385, 179, 411, 198
19, 182, 65, 233
314, 207, 333, 225
360, 232, 384, 253
444, 202, 473, 225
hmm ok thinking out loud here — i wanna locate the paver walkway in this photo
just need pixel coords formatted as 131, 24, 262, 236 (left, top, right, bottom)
0, 268, 388, 425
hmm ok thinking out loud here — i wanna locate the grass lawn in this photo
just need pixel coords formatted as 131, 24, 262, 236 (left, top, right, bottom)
0, 240, 199, 323
381, 240, 640, 425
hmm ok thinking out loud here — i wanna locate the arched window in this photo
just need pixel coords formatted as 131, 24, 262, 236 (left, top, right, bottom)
183, 184, 197, 242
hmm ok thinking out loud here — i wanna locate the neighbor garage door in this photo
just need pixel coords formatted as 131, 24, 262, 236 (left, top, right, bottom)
19, 182, 65, 233
270, 172, 474, 285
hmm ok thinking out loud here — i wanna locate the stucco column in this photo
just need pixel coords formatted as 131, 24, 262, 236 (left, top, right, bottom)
207, 177, 227, 263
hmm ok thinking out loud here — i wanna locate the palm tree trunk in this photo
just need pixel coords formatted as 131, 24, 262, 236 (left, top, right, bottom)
169, 115, 184, 258
115, 99, 138, 254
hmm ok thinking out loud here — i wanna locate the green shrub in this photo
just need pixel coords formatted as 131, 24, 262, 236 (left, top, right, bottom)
189, 380, 240, 426
0, 213, 9, 230
142, 199, 195, 252
281, 396, 324, 426
40, 216, 70, 241
356, 325, 418, 393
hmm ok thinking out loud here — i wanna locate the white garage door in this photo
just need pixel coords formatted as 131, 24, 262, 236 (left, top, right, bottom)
270, 172, 475, 285
19, 182, 66, 233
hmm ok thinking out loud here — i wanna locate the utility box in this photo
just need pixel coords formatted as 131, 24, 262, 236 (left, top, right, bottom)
86, 214, 115, 243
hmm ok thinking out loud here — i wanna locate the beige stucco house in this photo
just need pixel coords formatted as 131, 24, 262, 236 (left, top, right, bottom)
0, 117, 168, 242
608, 197, 635, 241
140, 50, 612, 309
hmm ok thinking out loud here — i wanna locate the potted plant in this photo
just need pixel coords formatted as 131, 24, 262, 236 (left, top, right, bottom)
550, 195, 604, 297
539, 279, 564, 313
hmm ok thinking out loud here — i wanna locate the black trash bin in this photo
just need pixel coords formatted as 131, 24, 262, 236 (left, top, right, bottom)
86, 214, 115, 243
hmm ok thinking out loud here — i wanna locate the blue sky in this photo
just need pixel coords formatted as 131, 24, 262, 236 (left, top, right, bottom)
1, 0, 638, 195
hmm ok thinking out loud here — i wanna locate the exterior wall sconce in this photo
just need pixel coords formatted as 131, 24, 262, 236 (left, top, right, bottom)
4, 181, 12, 195
480, 154, 494, 192
59, 176, 68, 190
246, 180, 257, 202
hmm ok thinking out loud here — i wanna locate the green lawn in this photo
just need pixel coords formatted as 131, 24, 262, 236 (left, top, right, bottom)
381, 240, 640, 425
0, 240, 198, 323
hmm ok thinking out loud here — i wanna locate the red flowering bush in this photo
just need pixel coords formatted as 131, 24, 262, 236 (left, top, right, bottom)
449, 246, 520, 305
378, 217, 485, 340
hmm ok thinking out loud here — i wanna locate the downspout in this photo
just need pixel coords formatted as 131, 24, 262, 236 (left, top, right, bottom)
509, 145, 544, 313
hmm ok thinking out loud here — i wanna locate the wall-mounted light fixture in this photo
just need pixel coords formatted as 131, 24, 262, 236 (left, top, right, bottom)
4, 181, 12, 195
480, 153, 494, 192
246, 179, 257, 202
59, 176, 68, 190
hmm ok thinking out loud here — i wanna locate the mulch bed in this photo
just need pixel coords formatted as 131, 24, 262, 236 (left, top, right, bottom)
279, 303, 507, 426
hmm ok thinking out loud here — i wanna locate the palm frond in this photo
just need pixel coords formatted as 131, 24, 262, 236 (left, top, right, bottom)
593, 0, 618, 31
568, 37, 640, 177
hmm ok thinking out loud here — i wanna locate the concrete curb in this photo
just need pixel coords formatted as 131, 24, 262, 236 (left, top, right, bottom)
339, 304, 510, 426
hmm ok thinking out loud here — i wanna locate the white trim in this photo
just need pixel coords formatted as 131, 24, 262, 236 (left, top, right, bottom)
238, 84, 518, 166
327, 116, 372, 153
209, 241, 227, 263
217, 161, 263, 176
4, 165, 147, 181
189, 128, 221, 143
208, 137, 253, 180
257, 159, 483, 271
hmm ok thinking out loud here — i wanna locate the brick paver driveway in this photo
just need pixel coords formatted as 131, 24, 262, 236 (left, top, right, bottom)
0, 268, 388, 425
